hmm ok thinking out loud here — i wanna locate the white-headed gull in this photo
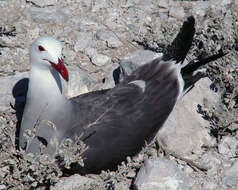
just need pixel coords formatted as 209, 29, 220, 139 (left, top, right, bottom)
19, 16, 226, 174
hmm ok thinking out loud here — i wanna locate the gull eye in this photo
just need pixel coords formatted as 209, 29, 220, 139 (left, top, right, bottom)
38, 45, 46, 51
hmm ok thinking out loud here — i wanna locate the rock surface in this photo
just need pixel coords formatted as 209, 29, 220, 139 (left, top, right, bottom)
119, 50, 162, 81
23, 7, 68, 24
51, 174, 104, 190
222, 160, 238, 188
157, 77, 219, 157
134, 157, 189, 190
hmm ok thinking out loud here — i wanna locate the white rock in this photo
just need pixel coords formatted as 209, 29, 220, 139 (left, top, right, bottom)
115, 181, 129, 190
63, 66, 98, 98
119, 50, 162, 81
169, 4, 185, 19
26, 0, 57, 7
157, 77, 219, 156
23, 7, 68, 24
192, 1, 210, 17
222, 160, 238, 187
83, 0, 92, 7
91, 54, 110, 66
218, 136, 238, 158
134, 157, 189, 190
74, 32, 93, 52
100, 63, 119, 89
84, 47, 97, 58
158, 0, 169, 9
0, 72, 29, 112
200, 151, 221, 172
96, 30, 123, 48
0, 184, 6, 190
51, 174, 102, 190
92, 0, 108, 12
202, 180, 218, 190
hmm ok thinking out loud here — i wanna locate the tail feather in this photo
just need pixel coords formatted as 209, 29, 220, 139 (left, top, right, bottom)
181, 49, 228, 75
181, 49, 228, 93
162, 16, 227, 95
162, 16, 195, 63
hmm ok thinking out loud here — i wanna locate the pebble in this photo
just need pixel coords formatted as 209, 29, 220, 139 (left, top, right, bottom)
26, 0, 57, 7
115, 181, 129, 190
74, 32, 93, 53
192, 1, 210, 17
218, 136, 238, 158
119, 50, 162, 81
96, 30, 123, 48
202, 180, 218, 190
91, 54, 110, 66
158, 77, 219, 157
200, 151, 221, 170
222, 159, 238, 187
0, 72, 28, 112
169, 3, 185, 18
23, 7, 68, 24
51, 174, 103, 190
0, 185, 6, 190
64, 66, 98, 98
134, 157, 189, 190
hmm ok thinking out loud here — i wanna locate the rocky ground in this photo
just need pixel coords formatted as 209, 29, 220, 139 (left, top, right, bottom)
0, 0, 238, 189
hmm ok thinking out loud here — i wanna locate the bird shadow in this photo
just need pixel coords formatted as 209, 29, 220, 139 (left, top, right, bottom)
12, 78, 29, 149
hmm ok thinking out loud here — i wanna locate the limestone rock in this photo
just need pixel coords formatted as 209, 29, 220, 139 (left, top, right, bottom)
134, 157, 189, 190
157, 78, 219, 157
23, 7, 68, 24
51, 174, 103, 190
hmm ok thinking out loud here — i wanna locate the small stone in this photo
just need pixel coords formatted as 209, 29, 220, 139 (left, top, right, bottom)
83, 0, 91, 7
26, 0, 57, 7
126, 170, 136, 178
158, 0, 169, 9
0, 72, 28, 112
115, 181, 129, 190
158, 77, 219, 157
169, 5, 185, 19
23, 7, 68, 24
64, 66, 98, 98
0, 185, 6, 190
96, 30, 123, 48
134, 158, 189, 190
200, 152, 221, 170
218, 136, 238, 158
202, 180, 218, 190
91, 54, 110, 66
74, 32, 93, 52
51, 174, 103, 190
222, 160, 238, 187
192, 1, 210, 17
92, 0, 108, 12
107, 37, 123, 48
84, 47, 97, 58
119, 50, 162, 81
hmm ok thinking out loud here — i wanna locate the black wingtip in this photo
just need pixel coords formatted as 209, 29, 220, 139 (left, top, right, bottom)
163, 16, 196, 63
181, 49, 228, 94
181, 49, 228, 75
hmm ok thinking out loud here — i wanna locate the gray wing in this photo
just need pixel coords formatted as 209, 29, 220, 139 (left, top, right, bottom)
66, 58, 180, 174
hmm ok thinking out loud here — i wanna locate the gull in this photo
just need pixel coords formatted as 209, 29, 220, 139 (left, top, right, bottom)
19, 16, 226, 174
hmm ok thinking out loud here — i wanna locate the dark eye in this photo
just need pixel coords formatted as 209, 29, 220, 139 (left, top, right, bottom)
38, 45, 45, 51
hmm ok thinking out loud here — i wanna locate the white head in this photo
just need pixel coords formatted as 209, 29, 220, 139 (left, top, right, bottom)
30, 36, 68, 81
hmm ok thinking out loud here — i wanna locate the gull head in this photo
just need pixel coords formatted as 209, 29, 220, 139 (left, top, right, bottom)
30, 36, 68, 81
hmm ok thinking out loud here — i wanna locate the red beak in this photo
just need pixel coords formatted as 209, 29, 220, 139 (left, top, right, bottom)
48, 58, 69, 81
